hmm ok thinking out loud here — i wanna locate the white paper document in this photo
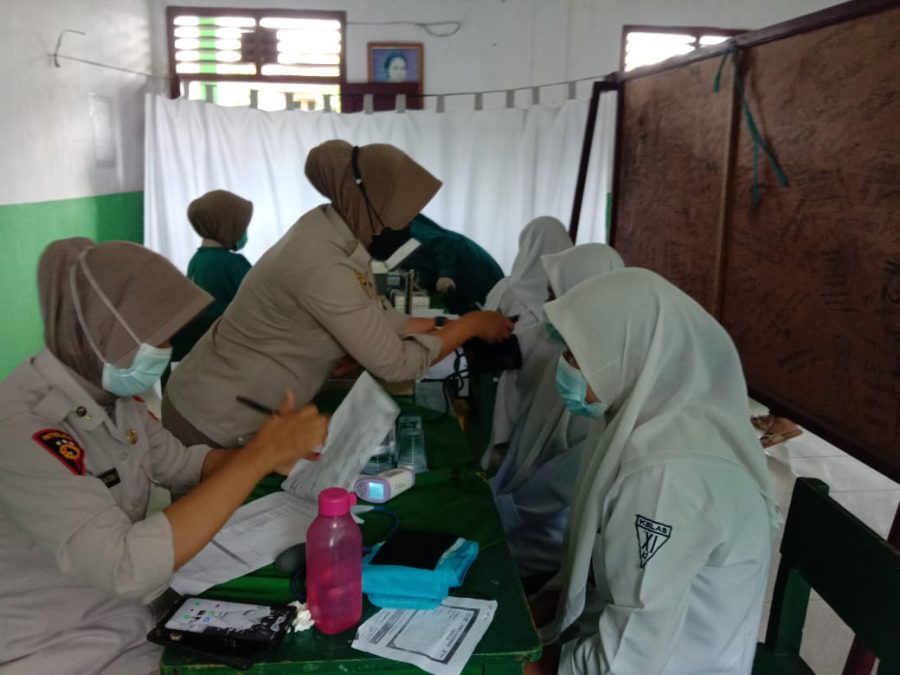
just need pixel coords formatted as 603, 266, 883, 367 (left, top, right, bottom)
170, 491, 317, 595
170, 373, 399, 596
281, 372, 400, 500
351, 597, 497, 675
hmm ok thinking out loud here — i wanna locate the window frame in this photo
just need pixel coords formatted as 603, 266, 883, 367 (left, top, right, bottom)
166, 5, 347, 99
620, 24, 746, 73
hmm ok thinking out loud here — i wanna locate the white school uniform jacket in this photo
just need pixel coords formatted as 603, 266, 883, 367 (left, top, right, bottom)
488, 243, 626, 574
482, 217, 572, 460
0, 350, 211, 675
543, 270, 780, 675
559, 455, 771, 675
485, 309, 561, 462
491, 354, 593, 577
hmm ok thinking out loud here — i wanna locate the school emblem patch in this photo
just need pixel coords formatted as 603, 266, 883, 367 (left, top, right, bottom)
635, 515, 672, 568
32, 429, 86, 476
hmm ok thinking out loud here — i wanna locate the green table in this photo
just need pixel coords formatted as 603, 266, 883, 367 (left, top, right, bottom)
161, 398, 541, 674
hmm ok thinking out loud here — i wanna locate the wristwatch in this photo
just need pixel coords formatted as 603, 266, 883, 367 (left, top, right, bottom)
434, 315, 448, 328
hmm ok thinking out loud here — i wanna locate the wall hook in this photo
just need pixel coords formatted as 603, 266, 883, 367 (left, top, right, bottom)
53, 29, 86, 68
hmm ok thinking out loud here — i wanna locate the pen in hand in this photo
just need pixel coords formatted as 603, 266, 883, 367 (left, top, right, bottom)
236, 395, 277, 416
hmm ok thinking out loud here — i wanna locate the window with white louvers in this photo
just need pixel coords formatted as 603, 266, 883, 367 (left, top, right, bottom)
167, 6, 345, 111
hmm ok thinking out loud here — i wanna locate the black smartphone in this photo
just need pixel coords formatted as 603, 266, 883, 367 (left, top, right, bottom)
148, 596, 296, 669
369, 529, 459, 570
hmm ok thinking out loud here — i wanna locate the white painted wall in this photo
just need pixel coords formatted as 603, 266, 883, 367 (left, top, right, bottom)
0, 0, 152, 206
2, 0, 839, 206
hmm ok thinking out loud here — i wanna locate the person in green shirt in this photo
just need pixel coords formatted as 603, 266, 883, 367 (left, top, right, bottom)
369, 213, 504, 315
164, 190, 253, 388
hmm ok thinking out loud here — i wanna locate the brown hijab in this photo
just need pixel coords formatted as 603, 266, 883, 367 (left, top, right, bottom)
38, 238, 212, 388
304, 140, 442, 247
187, 190, 253, 249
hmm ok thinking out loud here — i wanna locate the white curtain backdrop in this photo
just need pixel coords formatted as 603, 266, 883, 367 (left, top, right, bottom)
144, 93, 615, 273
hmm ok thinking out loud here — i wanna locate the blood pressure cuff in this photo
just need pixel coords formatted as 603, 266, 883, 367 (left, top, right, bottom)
463, 335, 522, 374
362, 535, 479, 609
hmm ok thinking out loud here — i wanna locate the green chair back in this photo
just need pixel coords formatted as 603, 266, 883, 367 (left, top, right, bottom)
754, 477, 900, 674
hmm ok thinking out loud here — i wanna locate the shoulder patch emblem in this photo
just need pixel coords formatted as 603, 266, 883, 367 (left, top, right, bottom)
635, 515, 672, 568
355, 271, 374, 297
32, 429, 86, 476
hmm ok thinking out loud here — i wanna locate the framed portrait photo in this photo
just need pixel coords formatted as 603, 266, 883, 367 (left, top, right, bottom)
368, 43, 424, 94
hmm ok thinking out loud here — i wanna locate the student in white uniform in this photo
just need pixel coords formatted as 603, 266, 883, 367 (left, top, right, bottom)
0, 239, 328, 675
482, 217, 573, 463
491, 244, 624, 581
528, 268, 779, 675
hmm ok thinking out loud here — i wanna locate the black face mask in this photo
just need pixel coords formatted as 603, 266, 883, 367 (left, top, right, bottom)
368, 226, 412, 261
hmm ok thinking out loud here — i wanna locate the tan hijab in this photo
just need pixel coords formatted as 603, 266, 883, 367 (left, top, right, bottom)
187, 190, 253, 249
304, 140, 442, 247
38, 238, 212, 388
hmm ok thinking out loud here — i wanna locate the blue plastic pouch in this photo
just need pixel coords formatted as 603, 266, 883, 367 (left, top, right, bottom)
362, 537, 479, 609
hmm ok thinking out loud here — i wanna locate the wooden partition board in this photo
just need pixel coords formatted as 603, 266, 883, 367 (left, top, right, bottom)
613, 58, 734, 314
721, 7, 900, 478
612, 4, 900, 480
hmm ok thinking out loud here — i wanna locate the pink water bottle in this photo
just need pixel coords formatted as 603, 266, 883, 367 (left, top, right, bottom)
306, 487, 363, 634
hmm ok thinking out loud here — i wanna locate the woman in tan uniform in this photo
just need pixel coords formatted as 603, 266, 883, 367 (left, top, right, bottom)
163, 141, 512, 448
0, 239, 327, 674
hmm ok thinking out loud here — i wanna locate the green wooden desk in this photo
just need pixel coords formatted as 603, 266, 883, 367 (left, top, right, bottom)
161, 398, 541, 674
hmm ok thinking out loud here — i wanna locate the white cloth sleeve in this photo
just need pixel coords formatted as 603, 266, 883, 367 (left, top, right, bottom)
559, 464, 723, 675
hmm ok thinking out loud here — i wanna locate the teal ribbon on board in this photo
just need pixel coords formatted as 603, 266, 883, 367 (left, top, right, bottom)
714, 45, 788, 207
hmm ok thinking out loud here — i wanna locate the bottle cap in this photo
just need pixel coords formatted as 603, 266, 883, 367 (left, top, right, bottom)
317, 487, 357, 516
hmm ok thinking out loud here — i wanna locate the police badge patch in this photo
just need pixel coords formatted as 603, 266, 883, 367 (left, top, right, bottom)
635, 515, 672, 568
32, 429, 86, 476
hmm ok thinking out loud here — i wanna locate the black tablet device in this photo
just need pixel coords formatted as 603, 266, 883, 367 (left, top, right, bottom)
369, 529, 459, 570
148, 596, 296, 669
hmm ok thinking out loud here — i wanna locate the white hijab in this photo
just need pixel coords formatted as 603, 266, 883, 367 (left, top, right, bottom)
541, 268, 780, 641
493, 243, 627, 484
484, 216, 572, 317
542, 243, 624, 298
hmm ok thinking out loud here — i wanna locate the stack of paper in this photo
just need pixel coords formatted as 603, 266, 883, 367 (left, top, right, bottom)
170, 373, 400, 595
281, 372, 400, 499
171, 491, 316, 595
352, 597, 497, 675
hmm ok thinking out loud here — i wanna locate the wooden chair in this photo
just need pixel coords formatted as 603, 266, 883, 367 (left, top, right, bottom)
754, 478, 900, 674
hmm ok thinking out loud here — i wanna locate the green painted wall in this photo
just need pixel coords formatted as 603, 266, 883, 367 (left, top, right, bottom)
0, 192, 143, 377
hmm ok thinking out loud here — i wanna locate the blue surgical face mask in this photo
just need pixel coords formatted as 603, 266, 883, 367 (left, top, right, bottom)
101, 343, 172, 397
233, 232, 248, 251
70, 255, 173, 397
556, 355, 608, 419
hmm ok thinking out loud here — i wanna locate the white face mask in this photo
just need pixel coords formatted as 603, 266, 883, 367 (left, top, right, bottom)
70, 253, 172, 397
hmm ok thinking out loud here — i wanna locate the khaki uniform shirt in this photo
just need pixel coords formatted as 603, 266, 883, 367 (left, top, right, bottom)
167, 204, 441, 446
0, 350, 211, 675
